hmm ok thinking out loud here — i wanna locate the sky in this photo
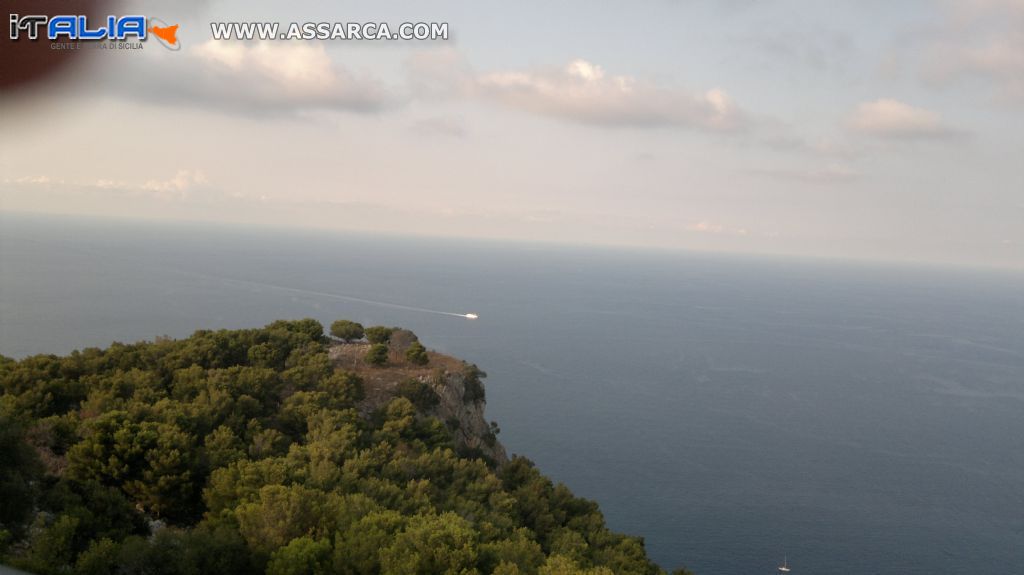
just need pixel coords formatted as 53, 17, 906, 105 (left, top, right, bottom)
1, 0, 1022, 269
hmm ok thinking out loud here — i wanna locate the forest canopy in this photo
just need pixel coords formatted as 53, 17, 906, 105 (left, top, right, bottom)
0, 320, 676, 575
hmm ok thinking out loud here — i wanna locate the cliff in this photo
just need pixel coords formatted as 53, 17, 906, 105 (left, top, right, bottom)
328, 334, 508, 465
0, 320, 668, 575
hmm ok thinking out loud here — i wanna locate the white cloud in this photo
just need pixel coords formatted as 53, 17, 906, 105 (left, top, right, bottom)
95, 179, 129, 190
15, 175, 52, 184
475, 58, 745, 130
129, 41, 394, 115
142, 170, 209, 200
687, 221, 750, 236
125, 46, 744, 129
4, 170, 211, 203
193, 42, 337, 94
406, 51, 746, 131
848, 99, 959, 139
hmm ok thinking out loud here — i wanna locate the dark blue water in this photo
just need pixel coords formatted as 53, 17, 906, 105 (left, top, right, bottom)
2, 213, 1023, 575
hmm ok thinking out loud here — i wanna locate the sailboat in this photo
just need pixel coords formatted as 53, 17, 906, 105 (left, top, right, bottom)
778, 557, 791, 572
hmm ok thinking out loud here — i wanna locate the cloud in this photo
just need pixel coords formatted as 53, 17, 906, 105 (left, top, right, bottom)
14, 175, 53, 184
4, 170, 212, 202
687, 221, 750, 236
476, 59, 745, 130
124, 45, 744, 129
407, 52, 746, 131
923, 0, 1024, 103
142, 170, 209, 200
127, 41, 394, 115
847, 98, 960, 139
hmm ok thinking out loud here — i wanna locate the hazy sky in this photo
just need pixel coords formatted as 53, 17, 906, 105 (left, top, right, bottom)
1, 0, 1022, 268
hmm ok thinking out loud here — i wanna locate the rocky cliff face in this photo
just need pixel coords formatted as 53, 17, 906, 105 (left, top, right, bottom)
328, 341, 508, 465
426, 367, 508, 464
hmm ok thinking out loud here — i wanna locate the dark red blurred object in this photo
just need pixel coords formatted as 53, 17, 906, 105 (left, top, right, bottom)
1, 0, 108, 91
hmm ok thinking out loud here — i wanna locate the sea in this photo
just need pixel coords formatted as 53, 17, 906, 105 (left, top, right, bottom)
2, 213, 1022, 575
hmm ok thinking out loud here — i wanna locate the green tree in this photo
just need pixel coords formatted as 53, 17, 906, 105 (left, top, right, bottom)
248, 342, 286, 369
317, 371, 365, 405
396, 378, 440, 411
111, 530, 198, 575
38, 478, 147, 547
493, 562, 524, 575
249, 428, 289, 460
365, 343, 389, 366
267, 536, 332, 575
75, 537, 120, 575
204, 425, 246, 469
364, 326, 394, 345
0, 320, 667, 575
479, 528, 545, 574
406, 341, 429, 366
330, 320, 365, 343
0, 407, 42, 531
332, 510, 406, 574
379, 512, 480, 575
268, 319, 325, 343
462, 365, 487, 404
182, 521, 258, 575
235, 484, 329, 556
540, 555, 615, 575
25, 514, 81, 573
66, 415, 199, 522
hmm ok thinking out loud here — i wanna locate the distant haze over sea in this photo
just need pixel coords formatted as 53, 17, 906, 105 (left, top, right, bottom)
2, 213, 1022, 574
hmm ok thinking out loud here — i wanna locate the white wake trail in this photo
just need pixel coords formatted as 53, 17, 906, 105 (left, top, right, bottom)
218, 276, 477, 319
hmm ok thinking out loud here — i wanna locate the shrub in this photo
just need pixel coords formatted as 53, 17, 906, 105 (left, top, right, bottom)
405, 342, 429, 366
365, 344, 388, 366
462, 364, 487, 404
364, 326, 394, 345
396, 379, 440, 411
329, 320, 364, 342
0, 321, 667, 575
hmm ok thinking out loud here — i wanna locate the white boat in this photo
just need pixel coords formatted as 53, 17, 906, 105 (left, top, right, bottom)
464, 313, 479, 320
778, 557, 791, 572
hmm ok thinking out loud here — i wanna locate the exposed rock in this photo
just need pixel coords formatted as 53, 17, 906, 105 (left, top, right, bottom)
388, 328, 419, 355
328, 342, 508, 465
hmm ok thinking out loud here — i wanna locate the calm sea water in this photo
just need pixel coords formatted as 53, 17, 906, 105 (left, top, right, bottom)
2, 213, 1023, 575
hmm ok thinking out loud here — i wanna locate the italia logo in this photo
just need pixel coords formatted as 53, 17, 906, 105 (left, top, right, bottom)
148, 18, 180, 50
8, 14, 180, 49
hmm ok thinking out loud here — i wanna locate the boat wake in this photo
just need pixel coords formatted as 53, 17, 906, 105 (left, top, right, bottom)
217, 276, 479, 320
